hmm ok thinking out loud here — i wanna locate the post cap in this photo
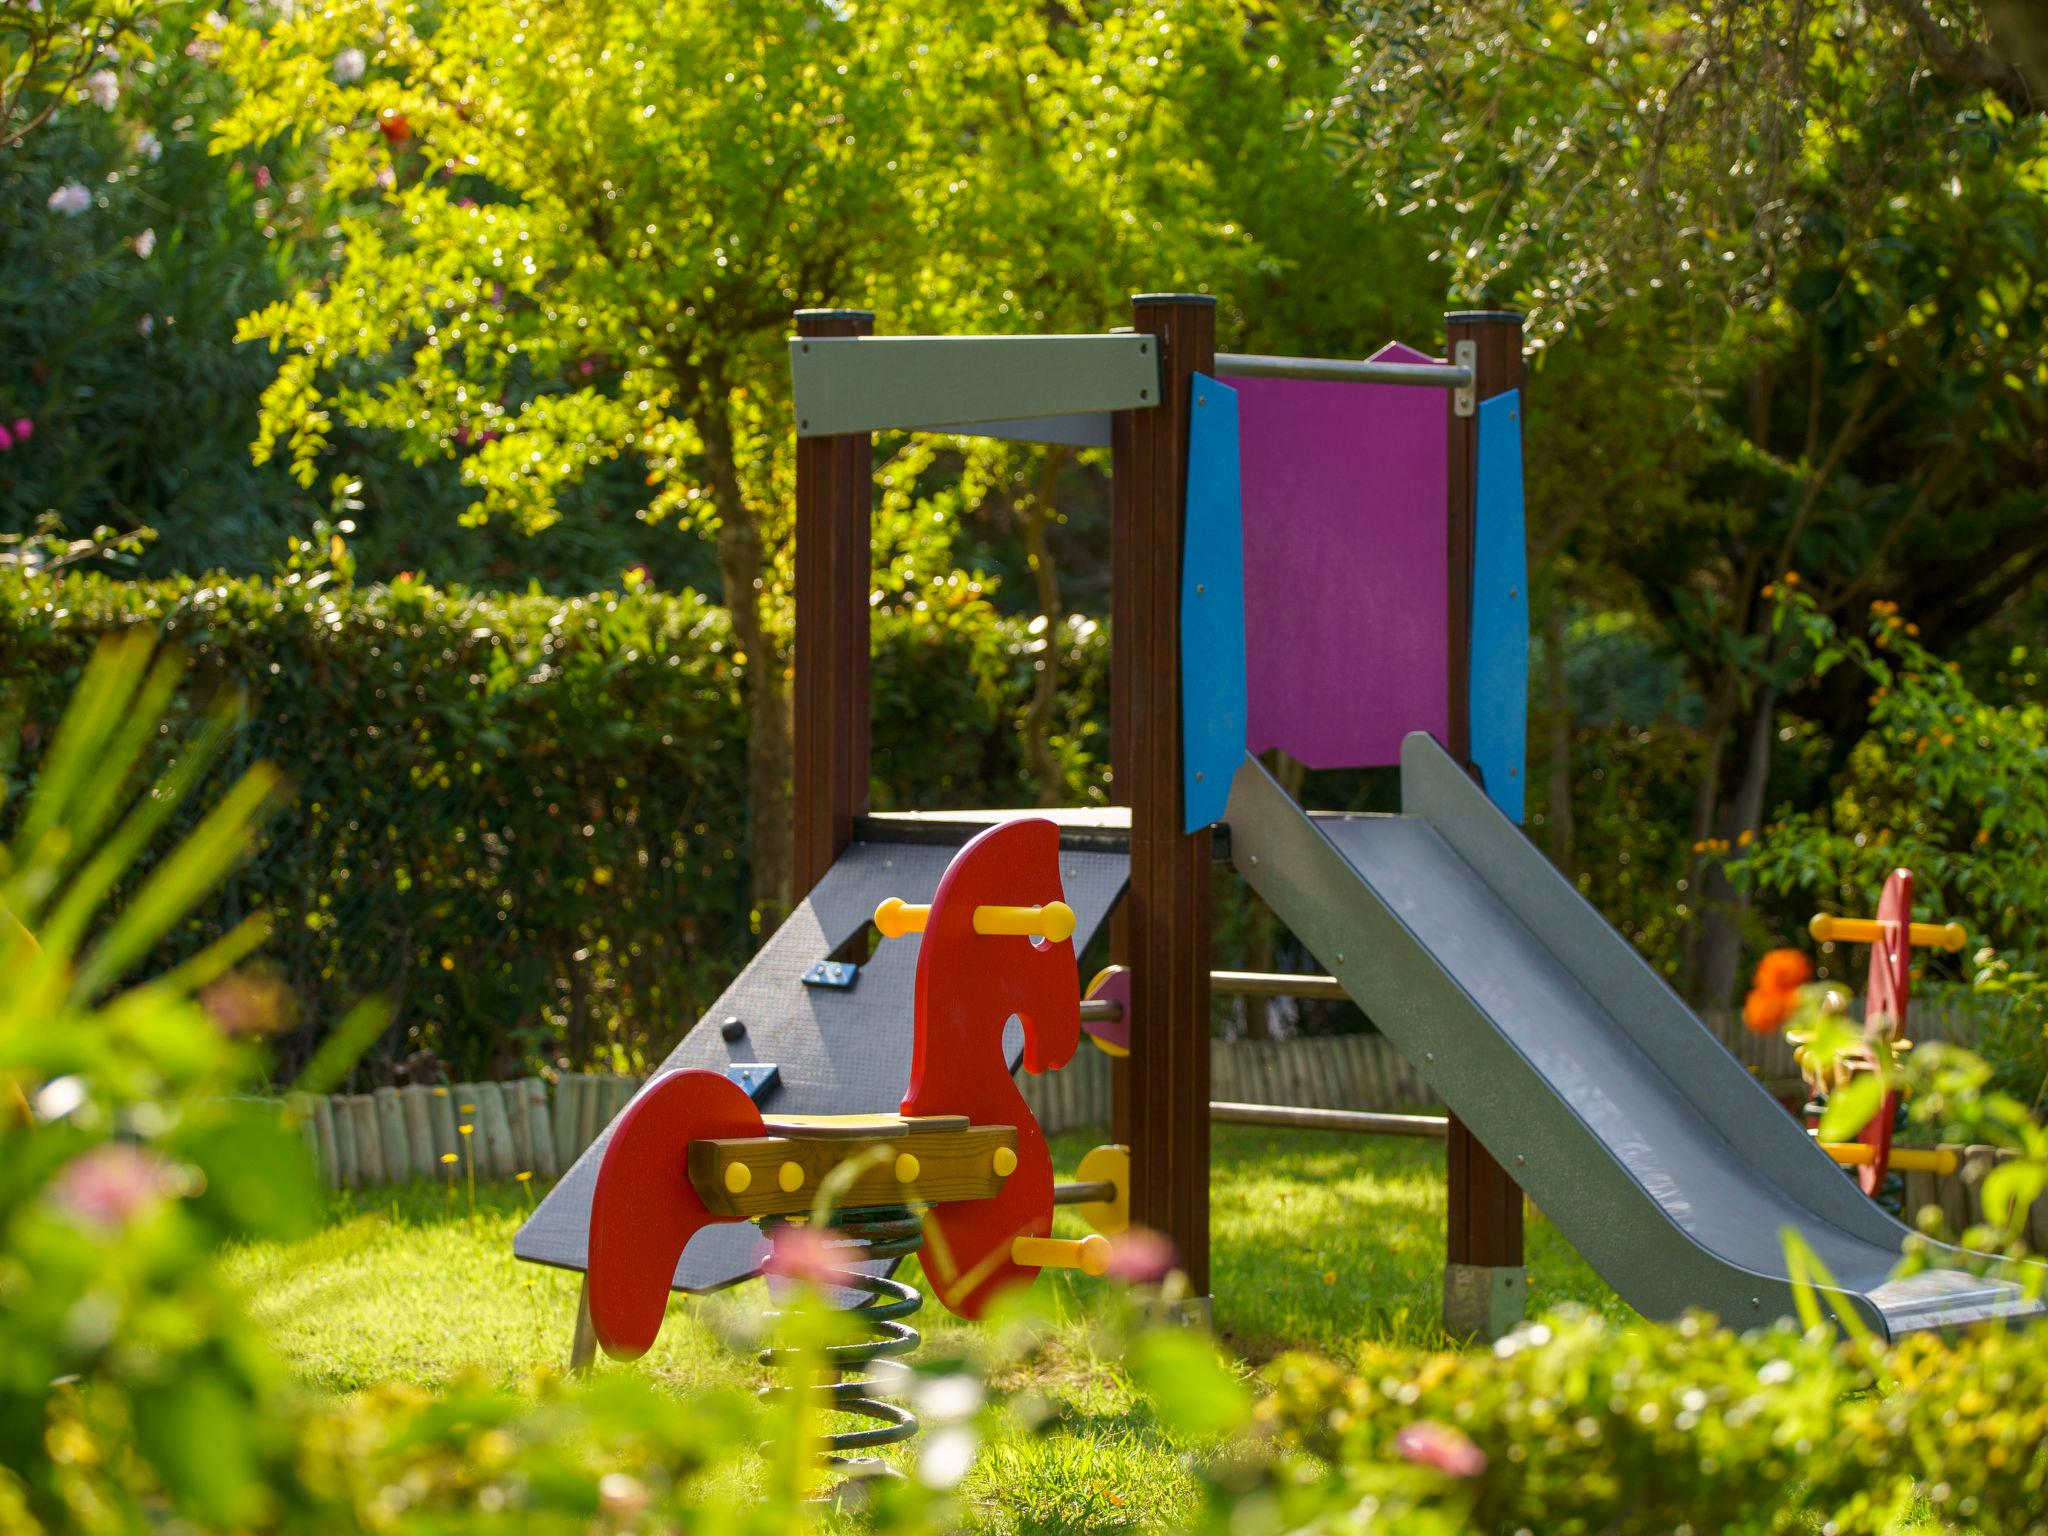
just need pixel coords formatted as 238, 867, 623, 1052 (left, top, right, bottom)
793, 307, 876, 321
1132, 292, 1218, 307
1445, 310, 1525, 324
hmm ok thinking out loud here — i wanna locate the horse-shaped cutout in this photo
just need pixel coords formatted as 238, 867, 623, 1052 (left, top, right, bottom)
895, 817, 1080, 1318
582, 818, 1082, 1359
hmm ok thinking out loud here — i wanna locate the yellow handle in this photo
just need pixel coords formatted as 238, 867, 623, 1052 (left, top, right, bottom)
1012, 1233, 1110, 1275
1807, 914, 1967, 952
875, 898, 1076, 943
973, 902, 1076, 943
1819, 1142, 1959, 1174
874, 897, 928, 938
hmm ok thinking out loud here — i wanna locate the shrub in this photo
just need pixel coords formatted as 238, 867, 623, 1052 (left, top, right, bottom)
0, 566, 1108, 1081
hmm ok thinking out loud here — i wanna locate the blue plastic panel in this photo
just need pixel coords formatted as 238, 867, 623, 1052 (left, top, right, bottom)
1181, 374, 1247, 832
1470, 389, 1527, 822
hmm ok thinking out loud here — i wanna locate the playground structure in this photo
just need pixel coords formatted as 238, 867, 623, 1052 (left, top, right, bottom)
519, 292, 2041, 1374
1803, 871, 1970, 1189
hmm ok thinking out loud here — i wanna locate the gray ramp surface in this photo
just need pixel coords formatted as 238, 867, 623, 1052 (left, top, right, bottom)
516, 833, 1128, 1291
1226, 734, 2041, 1340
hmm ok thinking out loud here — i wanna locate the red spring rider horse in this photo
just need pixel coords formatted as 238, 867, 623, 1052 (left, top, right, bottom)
581, 819, 1125, 1462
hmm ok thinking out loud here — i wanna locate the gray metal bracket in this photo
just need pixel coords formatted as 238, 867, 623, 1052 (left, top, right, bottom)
1452, 340, 1477, 417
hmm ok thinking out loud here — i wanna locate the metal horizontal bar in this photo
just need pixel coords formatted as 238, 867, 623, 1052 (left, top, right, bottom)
1053, 1179, 1119, 1206
791, 334, 1160, 437
1215, 352, 1473, 389
1211, 969, 1350, 1002
1211, 1102, 1448, 1138
1079, 971, 1349, 1023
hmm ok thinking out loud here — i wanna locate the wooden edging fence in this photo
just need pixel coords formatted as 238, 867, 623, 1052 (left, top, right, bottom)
266, 1034, 2040, 1251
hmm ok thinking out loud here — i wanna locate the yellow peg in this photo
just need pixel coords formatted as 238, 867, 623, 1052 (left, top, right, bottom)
1807, 914, 1967, 952
778, 1161, 805, 1193
874, 897, 930, 939
1819, 1142, 1958, 1174
991, 1146, 1018, 1178
723, 1163, 752, 1195
1012, 1233, 1111, 1276
973, 901, 1077, 943
894, 1152, 921, 1184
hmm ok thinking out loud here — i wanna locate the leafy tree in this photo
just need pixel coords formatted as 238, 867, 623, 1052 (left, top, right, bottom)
1332, 0, 2048, 1004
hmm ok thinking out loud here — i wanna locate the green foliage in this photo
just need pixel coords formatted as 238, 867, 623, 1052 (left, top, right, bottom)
1254, 1307, 2048, 1535
0, 4, 312, 566
1741, 588, 2048, 1100
0, 565, 1108, 1081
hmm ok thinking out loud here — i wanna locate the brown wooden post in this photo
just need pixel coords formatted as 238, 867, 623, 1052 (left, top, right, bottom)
1442, 309, 1529, 1339
1111, 294, 1215, 1297
791, 309, 876, 898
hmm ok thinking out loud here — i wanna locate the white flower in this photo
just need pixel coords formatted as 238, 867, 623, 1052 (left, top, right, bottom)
137, 314, 155, 337
333, 47, 366, 83
136, 130, 162, 162
132, 228, 156, 258
84, 70, 120, 111
47, 182, 91, 215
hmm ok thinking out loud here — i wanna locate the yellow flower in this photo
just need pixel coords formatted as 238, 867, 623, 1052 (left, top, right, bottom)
440, 1152, 458, 1165
516, 1171, 533, 1183
459, 1124, 473, 1136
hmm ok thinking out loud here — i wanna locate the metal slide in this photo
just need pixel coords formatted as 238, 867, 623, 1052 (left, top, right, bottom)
1225, 734, 2043, 1339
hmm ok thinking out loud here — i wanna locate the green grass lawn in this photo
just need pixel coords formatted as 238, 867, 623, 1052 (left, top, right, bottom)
224, 1125, 1629, 1532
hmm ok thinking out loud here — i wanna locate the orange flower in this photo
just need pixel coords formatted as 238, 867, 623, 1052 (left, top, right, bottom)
1743, 986, 1793, 1034
1754, 948, 1814, 993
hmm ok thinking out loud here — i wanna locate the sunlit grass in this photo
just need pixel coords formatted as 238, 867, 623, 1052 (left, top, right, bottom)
223, 1123, 1627, 1531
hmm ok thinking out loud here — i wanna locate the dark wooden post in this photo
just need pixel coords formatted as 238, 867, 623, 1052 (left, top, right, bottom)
1442, 309, 1529, 1339
791, 308, 877, 898
1111, 294, 1216, 1297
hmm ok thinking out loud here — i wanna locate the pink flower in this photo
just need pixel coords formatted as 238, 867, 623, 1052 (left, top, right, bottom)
47, 182, 91, 216
253, 165, 272, 189
1104, 1227, 1178, 1284
764, 1224, 842, 1288
1394, 1420, 1487, 1479
50, 1144, 166, 1231
84, 69, 120, 111
11, 418, 30, 442
0, 424, 13, 452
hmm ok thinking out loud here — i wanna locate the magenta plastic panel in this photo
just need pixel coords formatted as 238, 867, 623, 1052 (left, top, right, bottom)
1221, 342, 1449, 769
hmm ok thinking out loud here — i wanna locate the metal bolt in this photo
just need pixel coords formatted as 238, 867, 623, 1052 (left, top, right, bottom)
1195, 771, 1204, 782
1750, 1298, 1761, 1309
721, 1016, 745, 1041
1509, 587, 1518, 598
1248, 854, 1258, 865
1515, 1154, 1526, 1167
1196, 583, 1205, 595
1335, 952, 1345, 964
799, 419, 809, 430
1139, 389, 1149, 399
1197, 394, 1207, 405
801, 343, 810, 352
1425, 1052, 1436, 1065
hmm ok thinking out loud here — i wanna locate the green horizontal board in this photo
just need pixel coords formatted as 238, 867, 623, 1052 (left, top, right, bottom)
791, 334, 1160, 437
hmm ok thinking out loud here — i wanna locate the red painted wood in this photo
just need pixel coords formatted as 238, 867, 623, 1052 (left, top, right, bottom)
1856, 868, 1913, 1195
586, 1069, 764, 1360
901, 818, 1079, 1318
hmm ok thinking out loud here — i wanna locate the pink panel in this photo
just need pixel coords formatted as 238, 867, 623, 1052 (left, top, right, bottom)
1223, 342, 1449, 769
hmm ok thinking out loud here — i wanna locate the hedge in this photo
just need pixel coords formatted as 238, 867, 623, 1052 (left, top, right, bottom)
0, 568, 1108, 1083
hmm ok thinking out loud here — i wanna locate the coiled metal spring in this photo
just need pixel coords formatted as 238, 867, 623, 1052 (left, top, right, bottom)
759, 1204, 923, 1474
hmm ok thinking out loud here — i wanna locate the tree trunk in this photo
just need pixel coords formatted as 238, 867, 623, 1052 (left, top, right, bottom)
698, 385, 793, 930
1017, 448, 1069, 807
1541, 596, 1576, 880
1677, 670, 1740, 998
1692, 682, 1779, 1013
